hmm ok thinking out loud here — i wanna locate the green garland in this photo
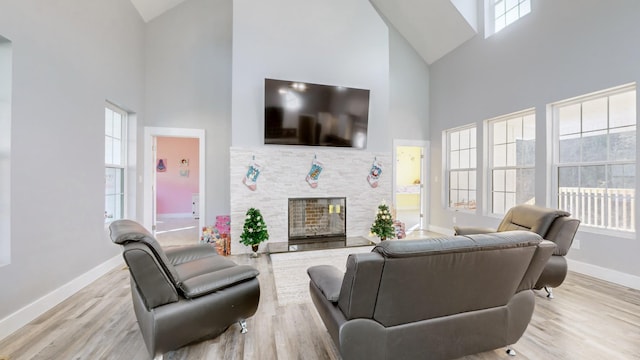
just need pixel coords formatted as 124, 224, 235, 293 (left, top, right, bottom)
370, 203, 395, 240
240, 208, 269, 246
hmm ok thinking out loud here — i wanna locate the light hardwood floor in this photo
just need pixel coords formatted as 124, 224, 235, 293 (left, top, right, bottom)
1, 231, 639, 359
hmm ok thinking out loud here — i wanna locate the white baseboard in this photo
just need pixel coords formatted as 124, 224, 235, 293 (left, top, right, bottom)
568, 259, 640, 290
0, 255, 124, 341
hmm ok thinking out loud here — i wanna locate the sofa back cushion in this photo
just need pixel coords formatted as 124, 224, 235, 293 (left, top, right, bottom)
358, 231, 547, 327
497, 204, 570, 237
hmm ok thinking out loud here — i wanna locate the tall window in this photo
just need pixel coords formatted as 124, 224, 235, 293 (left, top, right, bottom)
554, 84, 636, 232
105, 104, 127, 223
447, 126, 477, 210
492, 0, 531, 34
487, 110, 535, 215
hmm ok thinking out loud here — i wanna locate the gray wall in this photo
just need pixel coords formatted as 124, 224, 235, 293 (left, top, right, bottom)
0, 0, 145, 320
388, 25, 430, 140
144, 0, 233, 220
429, 1, 640, 277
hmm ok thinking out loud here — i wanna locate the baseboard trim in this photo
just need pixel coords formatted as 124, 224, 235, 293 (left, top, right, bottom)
0, 255, 124, 341
568, 259, 640, 291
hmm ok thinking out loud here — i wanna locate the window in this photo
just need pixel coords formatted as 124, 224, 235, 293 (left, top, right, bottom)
554, 84, 636, 232
490, 0, 531, 34
0, 36, 11, 266
446, 126, 477, 210
105, 104, 127, 223
487, 110, 535, 215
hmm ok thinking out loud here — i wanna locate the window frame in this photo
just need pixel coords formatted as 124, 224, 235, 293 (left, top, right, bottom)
105, 102, 128, 223
486, 108, 536, 216
444, 124, 478, 212
552, 83, 636, 235
486, 0, 532, 37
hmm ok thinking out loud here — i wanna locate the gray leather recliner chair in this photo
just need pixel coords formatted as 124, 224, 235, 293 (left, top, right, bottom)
308, 231, 555, 360
109, 219, 260, 358
454, 204, 580, 298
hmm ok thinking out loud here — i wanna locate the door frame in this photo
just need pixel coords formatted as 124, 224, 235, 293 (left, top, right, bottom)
393, 139, 430, 231
143, 127, 206, 233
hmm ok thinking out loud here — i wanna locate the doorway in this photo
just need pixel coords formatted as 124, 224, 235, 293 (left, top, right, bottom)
393, 140, 429, 236
144, 127, 206, 242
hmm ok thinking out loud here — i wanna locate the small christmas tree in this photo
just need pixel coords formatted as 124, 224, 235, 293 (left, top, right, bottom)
370, 202, 395, 240
240, 208, 269, 252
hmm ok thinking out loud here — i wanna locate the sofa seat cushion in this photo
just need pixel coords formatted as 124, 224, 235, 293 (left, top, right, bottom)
308, 265, 344, 302
179, 265, 260, 299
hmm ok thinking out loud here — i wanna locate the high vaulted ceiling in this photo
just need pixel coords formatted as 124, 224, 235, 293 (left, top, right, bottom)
129, 0, 478, 64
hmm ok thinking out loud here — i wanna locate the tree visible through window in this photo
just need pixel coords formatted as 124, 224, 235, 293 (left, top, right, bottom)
447, 126, 477, 210
105, 104, 127, 223
555, 84, 636, 232
488, 110, 535, 214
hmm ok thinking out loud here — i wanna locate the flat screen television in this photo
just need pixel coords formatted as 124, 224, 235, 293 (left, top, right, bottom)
264, 78, 370, 149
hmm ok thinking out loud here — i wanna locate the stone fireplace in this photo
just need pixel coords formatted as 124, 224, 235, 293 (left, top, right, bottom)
288, 197, 346, 244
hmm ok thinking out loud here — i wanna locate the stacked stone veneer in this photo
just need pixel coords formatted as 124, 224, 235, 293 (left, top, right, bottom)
230, 147, 391, 254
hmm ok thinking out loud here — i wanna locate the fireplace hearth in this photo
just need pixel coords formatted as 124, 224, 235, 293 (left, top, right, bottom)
288, 197, 346, 245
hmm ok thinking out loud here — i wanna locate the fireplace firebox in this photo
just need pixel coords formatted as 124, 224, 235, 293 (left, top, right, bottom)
288, 197, 346, 244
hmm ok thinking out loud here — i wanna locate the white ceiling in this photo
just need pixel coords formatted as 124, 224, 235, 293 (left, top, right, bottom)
129, 0, 478, 64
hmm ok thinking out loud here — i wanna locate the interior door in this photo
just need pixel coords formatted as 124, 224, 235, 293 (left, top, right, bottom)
394, 142, 429, 234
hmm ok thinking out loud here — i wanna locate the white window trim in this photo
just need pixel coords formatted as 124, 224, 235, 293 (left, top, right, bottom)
485, 108, 536, 216
551, 83, 637, 236
105, 102, 129, 224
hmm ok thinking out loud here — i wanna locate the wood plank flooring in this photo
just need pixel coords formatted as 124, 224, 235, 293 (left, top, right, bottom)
1, 251, 639, 359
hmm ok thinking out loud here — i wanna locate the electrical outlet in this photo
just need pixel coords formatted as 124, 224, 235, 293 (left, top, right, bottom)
452, 215, 457, 224
571, 239, 580, 250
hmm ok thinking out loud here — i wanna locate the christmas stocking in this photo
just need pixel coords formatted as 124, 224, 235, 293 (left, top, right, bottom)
367, 160, 383, 188
306, 158, 324, 188
243, 160, 262, 191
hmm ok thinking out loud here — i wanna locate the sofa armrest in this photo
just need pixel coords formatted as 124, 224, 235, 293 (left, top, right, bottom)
453, 226, 497, 235
165, 244, 219, 266
308, 265, 344, 302
179, 265, 259, 299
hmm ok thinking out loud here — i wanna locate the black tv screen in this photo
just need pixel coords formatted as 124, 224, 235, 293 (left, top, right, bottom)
264, 78, 370, 149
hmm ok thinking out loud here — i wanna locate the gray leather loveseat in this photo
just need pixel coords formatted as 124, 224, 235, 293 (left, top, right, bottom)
307, 231, 555, 360
454, 204, 580, 298
110, 219, 260, 358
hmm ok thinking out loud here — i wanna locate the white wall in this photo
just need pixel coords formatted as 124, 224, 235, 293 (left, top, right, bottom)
229, 0, 401, 251
0, 37, 11, 267
0, 0, 145, 322
429, 1, 640, 279
144, 0, 233, 220
232, 0, 390, 152
388, 25, 430, 140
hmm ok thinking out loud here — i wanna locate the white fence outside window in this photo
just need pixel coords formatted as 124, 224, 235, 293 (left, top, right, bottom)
558, 187, 635, 231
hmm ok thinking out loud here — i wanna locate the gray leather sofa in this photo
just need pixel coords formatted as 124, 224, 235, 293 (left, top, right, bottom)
109, 219, 260, 358
454, 204, 580, 297
307, 231, 555, 360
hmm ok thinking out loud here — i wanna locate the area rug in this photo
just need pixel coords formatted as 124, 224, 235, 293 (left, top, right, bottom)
270, 246, 374, 306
